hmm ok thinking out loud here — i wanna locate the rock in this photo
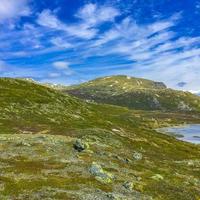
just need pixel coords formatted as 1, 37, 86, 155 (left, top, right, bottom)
16, 141, 31, 147
73, 139, 89, 152
106, 193, 121, 200
178, 101, 192, 111
133, 152, 143, 160
152, 97, 161, 108
135, 176, 142, 181
154, 82, 167, 89
124, 158, 131, 164
151, 174, 164, 181
123, 181, 134, 191
89, 162, 113, 184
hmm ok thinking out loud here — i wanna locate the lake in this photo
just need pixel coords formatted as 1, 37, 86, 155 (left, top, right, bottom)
158, 124, 200, 144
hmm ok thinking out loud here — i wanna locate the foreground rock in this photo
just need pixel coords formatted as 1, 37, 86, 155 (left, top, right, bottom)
133, 152, 143, 160
89, 162, 114, 184
73, 139, 89, 152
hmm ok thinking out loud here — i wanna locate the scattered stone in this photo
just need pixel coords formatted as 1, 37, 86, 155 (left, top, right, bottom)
174, 159, 200, 167
106, 193, 121, 200
152, 97, 161, 108
151, 174, 164, 181
16, 141, 31, 147
112, 129, 121, 132
136, 176, 142, 181
124, 158, 131, 164
89, 162, 113, 184
73, 139, 89, 152
178, 101, 192, 111
123, 181, 134, 191
133, 152, 143, 160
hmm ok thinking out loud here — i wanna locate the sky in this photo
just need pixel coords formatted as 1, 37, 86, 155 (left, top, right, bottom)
0, 0, 200, 92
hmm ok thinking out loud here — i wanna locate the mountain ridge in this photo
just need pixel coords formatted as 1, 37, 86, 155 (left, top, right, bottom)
62, 75, 200, 112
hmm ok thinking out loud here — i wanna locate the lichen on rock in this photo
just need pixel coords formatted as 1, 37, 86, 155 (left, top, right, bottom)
89, 162, 114, 184
133, 152, 143, 160
73, 139, 89, 152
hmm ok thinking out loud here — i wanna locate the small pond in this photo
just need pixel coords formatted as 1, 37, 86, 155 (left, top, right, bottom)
158, 124, 200, 144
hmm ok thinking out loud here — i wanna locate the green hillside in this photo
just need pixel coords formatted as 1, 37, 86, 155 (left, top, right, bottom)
65, 75, 200, 112
0, 78, 199, 199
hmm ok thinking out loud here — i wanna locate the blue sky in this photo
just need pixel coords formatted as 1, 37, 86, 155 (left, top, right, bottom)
0, 0, 200, 91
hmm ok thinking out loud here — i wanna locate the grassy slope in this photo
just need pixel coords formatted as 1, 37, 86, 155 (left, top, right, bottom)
0, 78, 199, 199
64, 75, 200, 112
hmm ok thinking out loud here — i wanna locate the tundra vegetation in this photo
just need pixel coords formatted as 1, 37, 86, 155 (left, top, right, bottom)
0, 77, 199, 200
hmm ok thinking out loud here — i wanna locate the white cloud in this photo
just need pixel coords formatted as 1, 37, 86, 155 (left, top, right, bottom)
37, 9, 97, 39
37, 10, 62, 29
0, 0, 31, 22
78, 13, 200, 91
93, 15, 177, 48
52, 61, 75, 77
92, 29, 120, 47
76, 3, 119, 26
50, 37, 73, 49
65, 24, 97, 39
53, 61, 70, 70
37, 4, 119, 40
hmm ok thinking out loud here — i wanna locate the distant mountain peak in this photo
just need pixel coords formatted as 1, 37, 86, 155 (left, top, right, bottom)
75, 75, 167, 92
64, 75, 200, 112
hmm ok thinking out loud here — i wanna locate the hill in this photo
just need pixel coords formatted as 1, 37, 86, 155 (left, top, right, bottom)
64, 75, 200, 112
0, 78, 199, 199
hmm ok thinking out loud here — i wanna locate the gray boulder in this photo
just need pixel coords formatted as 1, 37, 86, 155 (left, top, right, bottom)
89, 162, 113, 184
73, 139, 89, 152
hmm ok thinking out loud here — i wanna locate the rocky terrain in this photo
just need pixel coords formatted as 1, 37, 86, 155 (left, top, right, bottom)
64, 75, 200, 112
0, 78, 199, 200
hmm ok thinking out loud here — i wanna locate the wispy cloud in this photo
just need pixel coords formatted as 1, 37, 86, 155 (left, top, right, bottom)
50, 37, 73, 49
37, 4, 119, 40
0, 0, 31, 23
76, 3, 119, 26
1, 2, 200, 90
53, 61, 70, 70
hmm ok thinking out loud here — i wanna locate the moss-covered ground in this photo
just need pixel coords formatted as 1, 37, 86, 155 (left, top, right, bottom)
0, 78, 199, 199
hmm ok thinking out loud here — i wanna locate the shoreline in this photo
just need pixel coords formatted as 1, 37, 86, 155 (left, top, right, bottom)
156, 124, 200, 145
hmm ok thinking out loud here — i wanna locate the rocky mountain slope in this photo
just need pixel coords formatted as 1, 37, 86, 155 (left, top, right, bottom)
0, 78, 199, 200
64, 75, 200, 112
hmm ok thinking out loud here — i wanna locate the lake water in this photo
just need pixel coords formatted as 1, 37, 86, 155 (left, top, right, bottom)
158, 124, 200, 144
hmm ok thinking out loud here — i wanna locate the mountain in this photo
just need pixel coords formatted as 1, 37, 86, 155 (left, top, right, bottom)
64, 75, 200, 112
0, 77, 200, 200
